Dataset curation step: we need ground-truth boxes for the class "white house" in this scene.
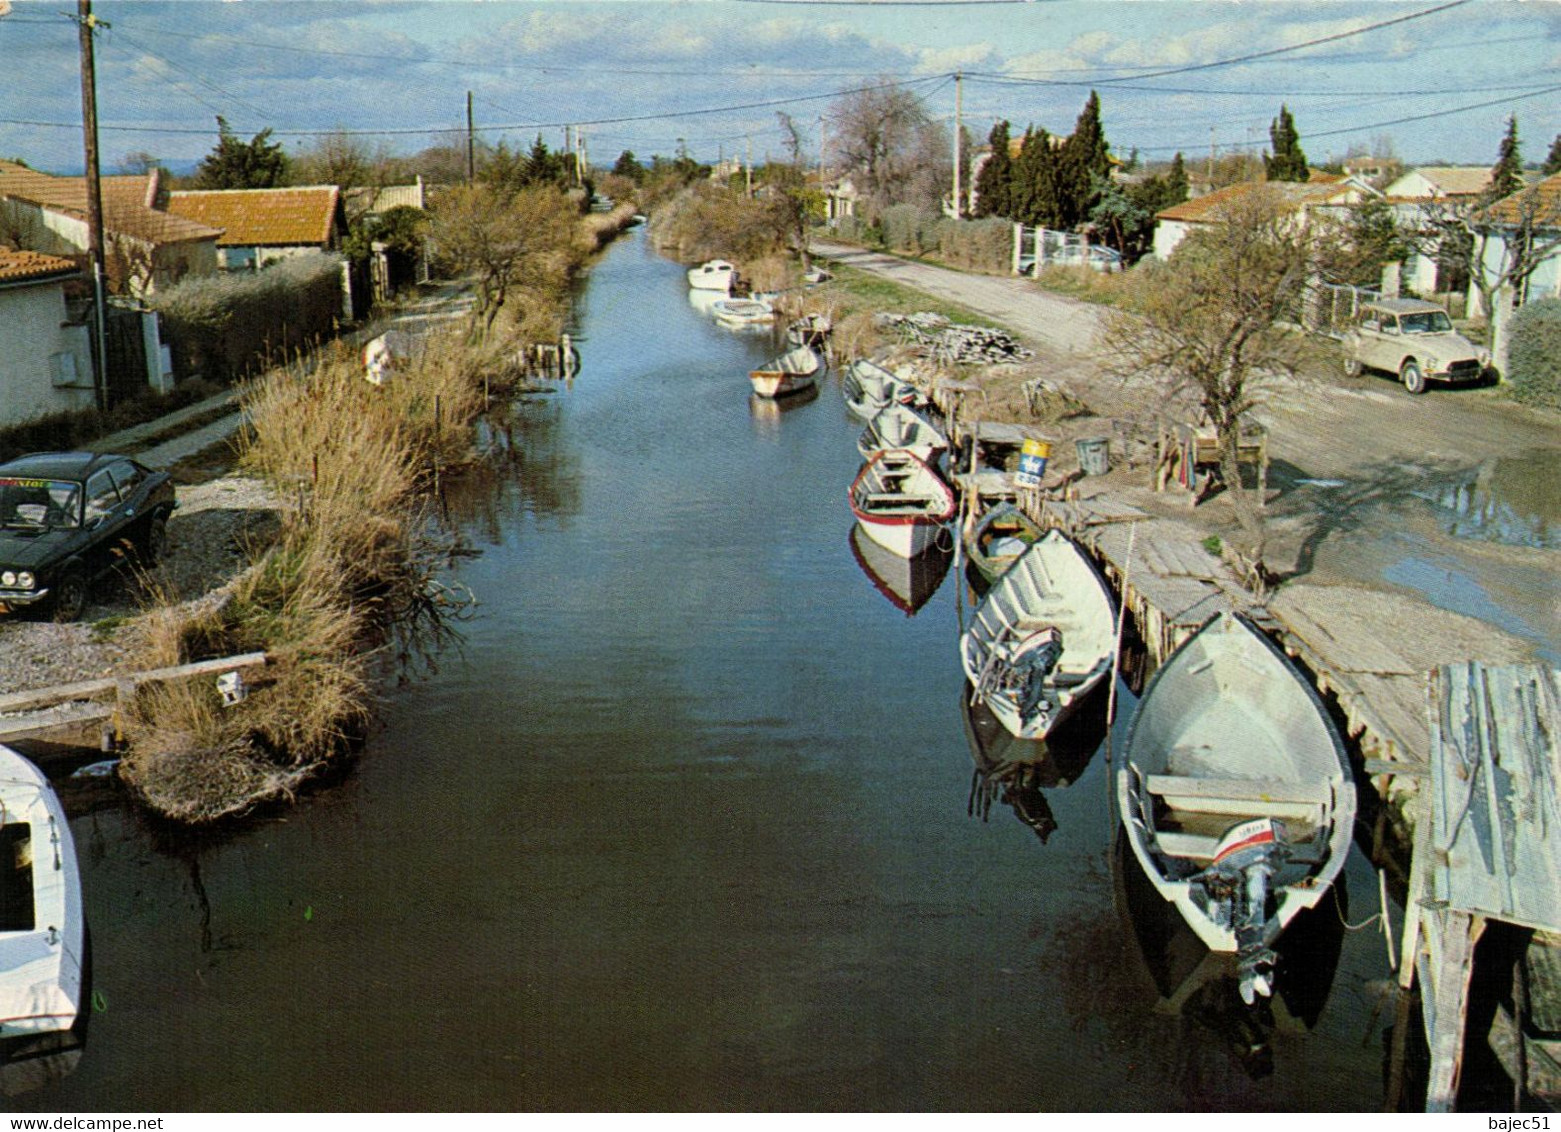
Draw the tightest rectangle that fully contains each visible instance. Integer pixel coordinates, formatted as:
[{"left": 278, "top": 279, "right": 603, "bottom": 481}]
[
  {"left": 0, "top": 249, "right": 95, "bottom": 428},
  {"left": 1475, "top": 171, "right": 1561, "bottom": 309},
  {"left": 1381, "top": 166, "right": 1499, "bottom": 295},
  {"left": 1151, "top": 174, "right": 1376, "bottom": 261}
]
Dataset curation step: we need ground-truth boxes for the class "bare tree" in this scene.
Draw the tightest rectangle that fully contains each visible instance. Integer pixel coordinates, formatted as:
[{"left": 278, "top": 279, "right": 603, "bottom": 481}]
[
  {"left": 827, "top": 80, "right": 940, "bottom": 219},
  {"left": 1100, "top": 187, "right": 1316, "bottom": 577},
  {"left": 293, "top": 129, "right": 395, "bottom": 227},
  {"left": 428, "top": 183, "right": 579, "bottom": 338}
]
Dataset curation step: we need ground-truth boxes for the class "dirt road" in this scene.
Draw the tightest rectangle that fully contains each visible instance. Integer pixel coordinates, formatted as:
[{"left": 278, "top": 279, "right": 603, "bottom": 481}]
[{"left": 815, "top": 241, "right": 1560, "bottom": 656}]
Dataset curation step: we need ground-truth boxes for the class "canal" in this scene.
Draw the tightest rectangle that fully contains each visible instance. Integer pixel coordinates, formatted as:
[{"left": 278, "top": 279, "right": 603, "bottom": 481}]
[{"left": 18, "top": 227, "right": 1399, "bottom": 1112}]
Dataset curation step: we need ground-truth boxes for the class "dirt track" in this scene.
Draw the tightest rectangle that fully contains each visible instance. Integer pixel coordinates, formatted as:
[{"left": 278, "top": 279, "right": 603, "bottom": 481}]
[{"left": 815, "top": 241, "right": 1561, "bottom": 656}]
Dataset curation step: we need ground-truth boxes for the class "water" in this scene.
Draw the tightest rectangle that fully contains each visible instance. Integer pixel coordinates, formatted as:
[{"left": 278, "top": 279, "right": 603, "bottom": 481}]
[{"left": 15, "top": 229, "right": 1396, "bottom": 1112}]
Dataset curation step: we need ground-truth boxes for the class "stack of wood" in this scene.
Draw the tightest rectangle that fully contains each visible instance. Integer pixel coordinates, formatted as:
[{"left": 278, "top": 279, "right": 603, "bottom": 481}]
[{"left": 876, "top": 312, "right": 1033, "bottom": 365}]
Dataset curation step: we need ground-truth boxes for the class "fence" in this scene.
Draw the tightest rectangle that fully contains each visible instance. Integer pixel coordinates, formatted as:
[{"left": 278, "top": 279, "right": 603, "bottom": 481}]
[{"left": 1305, "top": 281, "right": 1381, "bottom": 339}]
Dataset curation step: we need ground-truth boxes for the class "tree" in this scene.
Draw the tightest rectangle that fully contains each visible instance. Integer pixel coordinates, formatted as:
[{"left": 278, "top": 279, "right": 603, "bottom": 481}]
[
  {"left": 771, "top": 112, "right": 822, "bottom": 269},
  {"left": 1056, "top": 91, "right": 1112, "bottom": 228},
  {"left": 1545, "top": 134, "right": 1561, "bottom": 177},
  {"left": 612, "top": 150, "right": 645, "bottom": 182},
  {"left": 1265, "top": 105, "right": 1309, "bottom": 182},
  {"left": 1100, "top": 186, "right": 1315, "bottom": 577},
  {"left": 292, "top": 130, "right": 394, "bottom": 226},
  {"left": 1489, "top": 115, "right": 1524, "bottom": 202},
  {"left": 1011, "top": 126, "right": 1063, "bottom": 228},
  {"left": 118, "top": 151, "right": 163, "bottom": 177},
  {"left": 429, "top": 183, "right": 579, "bottom": 338},
  {"left": 827, "top": 80, "right": 938, "bottom": 219},
  {"left": 972, "top": 121, "right": 1013, "bottom": 218},
  {"left": 192, "top": 116, "right": 288, "bottom": 189}
]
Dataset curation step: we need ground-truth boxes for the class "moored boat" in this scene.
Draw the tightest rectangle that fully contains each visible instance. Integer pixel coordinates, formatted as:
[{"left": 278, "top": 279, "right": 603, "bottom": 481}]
[
  {"left": 0, "top": 745, "right": 83, "bottom": 1041},
  {"left": 749, "top": 345, "right": 822, "bottom": 399},
  {"left": 857, "top": 402, "right": 948, "bottom": 466},
  {"left": 841, "top": 359, "right": 921, "bottom": 419},
  {"left": 960, "top": 529, "right": 1116, "bottom": 740},
  {"left": 848, "top": 521, "right": 951, "bottom": 615},
  {"left": 849, "top": 450, "right": 955, "bottom": 559},
  {"left": 1116, "top": 612, "right": 1357, "bottom": 1005},
  {"left": 785, "top": 312, "right": 832, "bottom": 351},
  {"left": 711, "top": 298, "right": 775, "bottom": 329},
  {"left": 963, "top": 500, "right": 1045, "bottom": 588},
  {"left": 687, "top": 259, "right": 736, "bottom": 292}
]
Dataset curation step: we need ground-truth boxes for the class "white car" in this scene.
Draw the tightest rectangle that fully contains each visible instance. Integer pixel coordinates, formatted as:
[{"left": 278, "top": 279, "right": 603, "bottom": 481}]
[
  {"left": 1048, "top": 245, "right": 1123, "bottom": 273},
  {"left": 1342, "top": 298, "right": 1489, "bottom": 394}
]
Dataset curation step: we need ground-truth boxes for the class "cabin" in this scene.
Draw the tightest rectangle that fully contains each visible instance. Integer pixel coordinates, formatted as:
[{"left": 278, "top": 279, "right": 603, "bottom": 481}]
[{"left": 167, "top": 185, "right": 346, "bottom": 272}]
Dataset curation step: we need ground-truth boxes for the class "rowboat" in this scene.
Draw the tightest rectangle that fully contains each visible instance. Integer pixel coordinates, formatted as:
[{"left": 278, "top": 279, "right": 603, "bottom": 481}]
[
  {"left": 857, "top": 403, "right": 948, "bottom": 466},
  {"left": 963, "top": 501, "right": 1044, "bottom": 588},
  {"left": 848, "top": 521, "right": 950, "bottom": 615},
  {"left": 785, "top": 313, "right": 831, "bottom": 351},
  {"left": 687, "top": 259, "right": 735, "bottom": 292},
  {"left": 841, "top": 359, "right": 921, "bottom": 419},
  {"left": 1116, "top": 612, "right": 1356, "bottom": 1005},
  {"left": 711, "top": 298, "right": 774, "bottom": 329},
  {"left": 749, "top": 346, "right": 822, "bottom": 399},
  {"left": 0, "top": 745, "right": 83, "bottom": 1041},
  {"left": 960, "top": 529, "right": 1116, "bottom": 740},
  {"left": 848, "top": 450, "right": 955, "bottom": 559}
]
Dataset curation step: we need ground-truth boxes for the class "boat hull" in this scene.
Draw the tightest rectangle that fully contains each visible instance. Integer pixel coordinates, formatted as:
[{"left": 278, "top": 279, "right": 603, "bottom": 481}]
[
  {"left": 750, "top": 371, "right": 817, "bottom": 398},
  {"left": 849, "top": 451, "right": 955, "bottom": 560}
]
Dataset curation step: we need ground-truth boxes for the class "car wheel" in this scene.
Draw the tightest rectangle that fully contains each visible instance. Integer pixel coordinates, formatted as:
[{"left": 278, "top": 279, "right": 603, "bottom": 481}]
[
  {"left": 1401, "top": 360, "right": 1427, "bottom": 395},
  {"left": 1344, "top": 355, "right": 1362, "bottom": 378},
  {"left": 51, "top": 570, "right": 89, "bottom": 623},
  {"left": 144, "top": 515, "right": 169, "bottom": 565}
]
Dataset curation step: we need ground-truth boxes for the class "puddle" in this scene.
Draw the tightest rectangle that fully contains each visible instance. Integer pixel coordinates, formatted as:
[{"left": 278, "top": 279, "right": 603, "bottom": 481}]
[
  {"left": 1413, "top": 449, "right": 1560, "bottom": 550},
  {"left": 1383, "top": 551, "right": 1559, "bottom": 664}
]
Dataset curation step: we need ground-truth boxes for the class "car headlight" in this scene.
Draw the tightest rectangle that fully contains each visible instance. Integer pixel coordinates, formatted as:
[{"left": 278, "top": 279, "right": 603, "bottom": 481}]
[
  {"left": 18, "top": 572, "right": 33, "bottom": 589},
  {"left": 0, "top": 571, "right": 13, "bottom": 587}
]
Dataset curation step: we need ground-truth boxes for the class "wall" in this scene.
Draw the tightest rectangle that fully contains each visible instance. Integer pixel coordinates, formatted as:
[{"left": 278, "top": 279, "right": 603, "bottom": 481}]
[{"left": 0, "top": 282, "right": 95, "bottom": 428}]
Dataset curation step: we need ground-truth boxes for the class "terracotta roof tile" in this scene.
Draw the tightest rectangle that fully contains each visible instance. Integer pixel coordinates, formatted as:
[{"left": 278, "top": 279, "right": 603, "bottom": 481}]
[
  {"left": 1481, "top": 172, "right": 1561, "bottom": 227},
  {"left": 167, "top": 186, "right": 341, "bottom": 247},
  {"left": 1156, "top": 178, "right": 1356, "bottom": 222},
  {"left": 0, "top": 248, "right": 80, "bottom": 285},
  {"left": 0, "top": 160, "right": 223, "bottom": 246}
]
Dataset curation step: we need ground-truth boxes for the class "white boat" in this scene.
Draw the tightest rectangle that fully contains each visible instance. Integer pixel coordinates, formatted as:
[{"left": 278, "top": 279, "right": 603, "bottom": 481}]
[
  {"left": 960, "top": 529, "right": 1116, "bottom": 740},
  {"left": 711, "top": 297, "right": 774, "bottom": 329},
  {"left": 0, "top": 745, "right": 83, "bottom": 1040},
  {"left": 841, "top": 359, "right": 921, "bottom": 419},
  {"left": 849, "top": 450, "right": 955, "bottom": 558},
  {"left": 857, "top": 402, "right": 948, "bottom": 466},
  {"left": 785, "top": 313, "right": 831, "bottom": 351},
  {"left": 687, "top": 259, "right": 736, "bottom": 292},
  {"left": 1116, "top": 612, "right": 1356, "bottom": 1005},
  {"left": 749, "top": 345, "right": 822, "bottom": 399},
  {"left": 848, "top": 521, "right": 950, "bottom": 616}
]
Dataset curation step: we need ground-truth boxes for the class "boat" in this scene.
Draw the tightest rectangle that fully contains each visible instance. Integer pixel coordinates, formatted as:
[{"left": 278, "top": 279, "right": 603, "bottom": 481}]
[
  {"left": 785, "top": 313, "right": 831, "bottom": 351},
  {"left": 848, "top": 521, "right": 950, "bottom": 616},
  {"left": 749, "top": 345, "right": 822, "bottom": 399},
  {"left": 857, "top": 403, "right": 948, "bottom": 466},
  {"left": 963, "top": 500, "right": 1045, "bottom": 588},
  {"left": 0, "top": 744, "right": 83, "bottom": 1041},
  {"left": 687, "top": 259, "right": 736, "bottom": 292},
  {"left": 841, "top": 359, "right": 921, "bottom": 419},
  {"left": 1116, "top": 611, "right": 1356, "bottom": 1005},
  {"left": 710, "top": 298, "right": 774, "bottom": 329},
  {"left": 960, "top": 529, "right": 1116, "bottom": 741},
  {"left": 848, "top": 450, "right": 956, "bottom": 559}
]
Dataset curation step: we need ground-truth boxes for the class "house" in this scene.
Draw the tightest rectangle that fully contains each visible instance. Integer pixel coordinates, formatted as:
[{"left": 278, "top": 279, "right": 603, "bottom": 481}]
[
  {"left": 1383, "top": 165, "right": 1497, "bottom": 202},
  {"left": 1381, "top": 167, "right": 1513, "bottom": 299},
  {"left": 0, "top": 161, "right": 222, "bottom": 296},
  {"left": 344, "top": 178, "right": 429, "bottom": 226},
  {"left": 825, "top": 177, "right": 860, "bottom": 224},
  {"left": 1151, "top": 176, "right": 1376, "bottom": 261},
  {"left": 1473, "top": 171, "right": 1561, "bottom": 309},
  {"left": 166, "top": 185, "right": 346, "bottom": 271},
  {"left": 0, "top": 249, "right": 96, "bottom": 427}
]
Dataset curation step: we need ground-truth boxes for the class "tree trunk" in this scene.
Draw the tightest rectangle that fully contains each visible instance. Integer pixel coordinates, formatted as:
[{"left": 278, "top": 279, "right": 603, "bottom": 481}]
[{"left": 1218, "top": 424, "right": 1266, "bottom": 575}]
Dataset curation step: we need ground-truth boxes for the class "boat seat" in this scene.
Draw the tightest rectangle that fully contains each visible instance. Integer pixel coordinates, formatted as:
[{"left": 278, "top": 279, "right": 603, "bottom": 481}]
[{"left": 1146, "top": 774, "right": 1331, "bottom": 822}]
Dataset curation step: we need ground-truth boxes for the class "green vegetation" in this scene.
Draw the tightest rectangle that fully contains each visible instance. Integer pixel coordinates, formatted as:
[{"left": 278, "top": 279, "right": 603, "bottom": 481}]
[
  {"left": 1505, "top": 297, "right": 1561, "bottom": 409},
  {"left": 0, "top": 379, "right": 221, "bottom": 464},
  {"left": 818, "top": 262, "right": 1005, "bottom": 330}
]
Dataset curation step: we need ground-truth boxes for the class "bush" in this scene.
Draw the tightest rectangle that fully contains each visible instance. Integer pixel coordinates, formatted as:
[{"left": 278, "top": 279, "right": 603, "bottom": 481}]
[
  {"left": 1506, "top": 297, "right": 1561, "bottom": 408},
  {"left": 936, "top": 217, "right": 1013, "bottom": 273},
  {"left": 645, "top": 182, "right": 787, "bottom": 265},
  {"left": 149, "top": 254, "right": 347, "bottom": 383}
]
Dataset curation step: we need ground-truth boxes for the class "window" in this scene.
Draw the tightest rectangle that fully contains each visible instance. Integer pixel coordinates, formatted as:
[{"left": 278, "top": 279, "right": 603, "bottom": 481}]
[
  {"left": 83, "top": 469, "right": 120, "bottom": 524},
  {"left": 108, "top": 460, "right": 146, "bottom": 498}
]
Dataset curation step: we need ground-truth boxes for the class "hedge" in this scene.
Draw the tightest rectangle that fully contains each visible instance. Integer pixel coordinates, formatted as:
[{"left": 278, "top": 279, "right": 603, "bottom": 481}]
[{"left": 1506, "top": 296, "right": 1561, "bottom": 409}]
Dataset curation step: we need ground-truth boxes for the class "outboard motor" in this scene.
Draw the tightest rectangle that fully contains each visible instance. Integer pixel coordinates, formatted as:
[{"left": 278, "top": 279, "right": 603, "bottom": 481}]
[{"left": 1196, "top": 818, "right": 1289, "bottom": 1004}]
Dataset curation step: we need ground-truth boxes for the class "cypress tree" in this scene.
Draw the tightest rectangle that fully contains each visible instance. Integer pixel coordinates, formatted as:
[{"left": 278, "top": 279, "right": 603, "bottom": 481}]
[
  {"left": 1544, "top": 134, "right": 1561, "bottom": 177},
  {"left": 1490, "top": 115, "right": 1524, "bottom": 200},
  {"left": 1265, "top": 105, "right": 1309, "bottom": 182},
  {"left": 1167, "top": 152, "right": 1189, "bottom": 204},
  {"left": 1058, "top": 91, "right": 1111, "bottom": 228},
  {"left": 973, "top": 120, "right": 1013, "bottom": 218},
  {"left": 1013, "top": 126, "right": 1062, "bottom": 228}
]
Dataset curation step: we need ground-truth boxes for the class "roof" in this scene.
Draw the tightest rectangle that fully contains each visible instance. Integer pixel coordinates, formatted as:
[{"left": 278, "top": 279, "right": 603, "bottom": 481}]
[
  {"left": 0, "top": 248, "right": 79, "bottom": 287},
  {"left": 1359, "top": 297, "right": 1447, "bottom": 315},
  {"left": 1155, "top": 177, "right": 1357, "bottom": 223},
  {"left": 1390, "top": 165, "right": 1496, "bottom": 198},
  {"left": 0, "top": 160, "right": 223, "bottom": 247},
  {"left": 0, "top": 451, "right": 136, "bottom": 480},
  {"left": 167, "top": 186, "right": 342, "bottom": 248},
  {"left": 345, "top": 183, "right": 426, "bottom": 216},
  {"left": 1480, "top": 171, "right": 1561, "bottom": 228}
]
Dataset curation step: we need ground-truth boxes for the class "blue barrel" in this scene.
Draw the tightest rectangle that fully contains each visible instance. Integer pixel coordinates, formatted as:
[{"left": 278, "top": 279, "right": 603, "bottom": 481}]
[{"left": 1014, "top": 439, "right": 1052, "bottom": 487}]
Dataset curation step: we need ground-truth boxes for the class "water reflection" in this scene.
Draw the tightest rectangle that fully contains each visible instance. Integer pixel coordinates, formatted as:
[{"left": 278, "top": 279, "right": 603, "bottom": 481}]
[
  {"left": 1415, "top": 450, "right": 1560, "bottom": 549},
  {"left": 848, "top": 523, "right": 951, "bottom": 616},
  {"left": 1112, "top": 827, "right": 1348, "bottom": 1078},
  {"left": 749, "top": 383, "right": 819, "bottom": 435},
  {"left": 962, "top": 686, "right": 1104, "bottom": 843}
]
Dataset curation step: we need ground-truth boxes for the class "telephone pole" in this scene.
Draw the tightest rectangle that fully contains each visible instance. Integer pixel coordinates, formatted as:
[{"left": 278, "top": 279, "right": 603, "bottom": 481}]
[
  {"left": 466, "top": 91, "right": 475, "bottom": 183},
  {"left": 76, "top": 0, "right": 108, "bottom": 411},
  {"left": 951, "top": 71, "right": 963, "bottom": 220}
]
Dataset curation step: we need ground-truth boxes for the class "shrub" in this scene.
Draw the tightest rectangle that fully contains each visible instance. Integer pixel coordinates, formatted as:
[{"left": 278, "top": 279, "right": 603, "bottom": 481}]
[
  {"left": 936, "top": 217, "right": 1013, "bottom": 274},
  {"left": 149, "top": 254, "right": 347, "bottom": 383},
  {"left": 1506, "top": 297, "right": 1561, "bottom": 408},
  {"left": 645, "top": 182, "right": 787, "bottom": 265}
]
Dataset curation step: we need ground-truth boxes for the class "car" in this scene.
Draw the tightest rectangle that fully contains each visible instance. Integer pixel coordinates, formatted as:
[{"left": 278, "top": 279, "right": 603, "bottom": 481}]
[
  {"left": 1342, "top": 298, "right": 1490, "bottom": 394},
  {"left": 1047, "top": 244, "right": 1123, "bottom": 273},
  {"left": 0, "top": 452, "right": 177, "bottom": 621}
]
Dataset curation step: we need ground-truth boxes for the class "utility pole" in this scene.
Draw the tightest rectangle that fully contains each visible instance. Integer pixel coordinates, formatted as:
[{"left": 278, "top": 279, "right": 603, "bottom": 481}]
[
  {"left": 745, "top": 136, "right": 753, "bottom": 198},
  {"left": 817, "top": 114, "right": 826, "bottom": 184},
  {"left": 1208, "top": 126, "right": 1216, "bottom": 183},
  {"left": 466, "top": 91, "right": 475, "bottom": 184},
  {"left": 76, "top": 0, "right": 108, "bottom": 411},
  {"left": 952, "top": 71, "right": 963, "bottom": 220}
]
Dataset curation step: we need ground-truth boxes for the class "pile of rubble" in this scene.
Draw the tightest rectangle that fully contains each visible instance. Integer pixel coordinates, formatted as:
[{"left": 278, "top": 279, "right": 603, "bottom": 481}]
[{"left": 876, "top": 312, "right": 1034, "bottom": 365}]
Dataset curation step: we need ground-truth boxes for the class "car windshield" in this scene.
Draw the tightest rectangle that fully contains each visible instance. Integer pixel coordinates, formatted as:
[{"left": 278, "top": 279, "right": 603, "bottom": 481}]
[
  {"left": 1400, "top": 310, "right": 1453, "bottom": 334},
  {"left": 0, "top": 478, "right": 81, "bottom": 529}
]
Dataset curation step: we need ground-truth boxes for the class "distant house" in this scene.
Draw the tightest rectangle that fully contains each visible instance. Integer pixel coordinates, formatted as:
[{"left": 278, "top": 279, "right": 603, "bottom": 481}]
[
  {"left": 0, "top": 161, "right": 222, "bottom": 296},
  {"left": 0, "top": 249, "right": 96, "bottom": 427},
  {"left": 1383, "top": 166, "right": 1497, "bottom": 202},
  {"left": 1381, "top": 167, "right": 1505, "bottom": 298},
  {"left": 344, "top": 178, "right": 429, "bottom": 226},
  {"left": 1473, "top": 171, "right": 1561, "bottom": 308},
  {"left": 166, "top": 185, "right": 346, "bottom": 271},
  {"left": 825, "top": 177, "right": 860, "bottom": 224},
  {"left": 1151, "top": 176, "right": 1376, "bottom": 261}
]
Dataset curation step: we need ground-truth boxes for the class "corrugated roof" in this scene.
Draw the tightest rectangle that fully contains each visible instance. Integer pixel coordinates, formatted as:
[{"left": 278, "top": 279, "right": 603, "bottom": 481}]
[
  {"left": 1155, "top": 177, "right": 1354, "bottom": 222},
  {"left": 0, "top": 247, "right": 80, "bottom": 285},
  {"left": 0, "top": 160, "right": 222, "bottom": 246},
  {"left": 167, "top": 186, "right": 341, "bottom": 248},
  {"left": 1480, "top": 171, "right": 1561, "bottom": 228}
]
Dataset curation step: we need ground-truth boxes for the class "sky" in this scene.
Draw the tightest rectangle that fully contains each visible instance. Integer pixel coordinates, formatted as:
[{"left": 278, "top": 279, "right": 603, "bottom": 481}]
[{"left": 0, "top": 0, "right": 1558, "bottom": 178}]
